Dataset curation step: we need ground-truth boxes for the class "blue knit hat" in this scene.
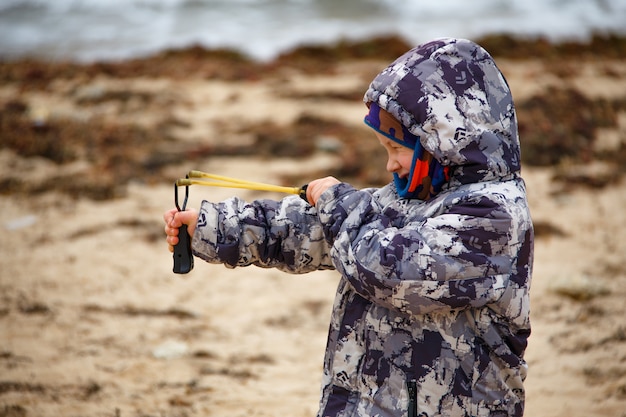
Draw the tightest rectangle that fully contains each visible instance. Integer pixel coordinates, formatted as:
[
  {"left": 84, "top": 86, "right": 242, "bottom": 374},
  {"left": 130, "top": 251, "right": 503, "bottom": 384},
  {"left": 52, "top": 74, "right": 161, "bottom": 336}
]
[{"left": 364, "top": 102, "right": 450, "bottom": 200}]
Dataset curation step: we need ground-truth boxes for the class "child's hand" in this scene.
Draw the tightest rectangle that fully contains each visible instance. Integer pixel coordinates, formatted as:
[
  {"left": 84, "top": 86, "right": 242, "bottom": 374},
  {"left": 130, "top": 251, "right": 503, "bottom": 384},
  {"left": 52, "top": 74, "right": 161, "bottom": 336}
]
[
  {"left": 306, "top": 176, "right": 341, "bottom": 205},
  {"left": 163, "top": 208, "right": 198, "bottom": 253}
]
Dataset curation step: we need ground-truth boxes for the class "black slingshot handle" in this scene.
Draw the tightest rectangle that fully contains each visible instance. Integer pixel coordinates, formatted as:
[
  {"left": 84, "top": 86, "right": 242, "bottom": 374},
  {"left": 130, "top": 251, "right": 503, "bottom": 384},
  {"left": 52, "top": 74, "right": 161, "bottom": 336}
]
[
  {"left": 173, "top": 181, "right": 194, "bottom": 274},
  {"left": 173, "top": 224, "right": 194, "bottom": 274}
]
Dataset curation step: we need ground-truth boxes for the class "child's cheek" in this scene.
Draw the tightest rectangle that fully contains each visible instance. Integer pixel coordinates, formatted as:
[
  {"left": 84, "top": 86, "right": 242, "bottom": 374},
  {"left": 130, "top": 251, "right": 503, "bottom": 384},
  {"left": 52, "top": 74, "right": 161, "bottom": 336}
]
[{"left": 400, "top": 153, "right": 414, "bottom": 170}]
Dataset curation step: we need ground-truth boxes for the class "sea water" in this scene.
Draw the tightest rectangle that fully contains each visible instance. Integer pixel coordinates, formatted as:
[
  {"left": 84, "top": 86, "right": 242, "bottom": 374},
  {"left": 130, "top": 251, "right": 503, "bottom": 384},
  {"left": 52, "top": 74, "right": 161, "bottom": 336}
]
[{"left": 0, "top": 0, "right": 624, "bottom": 62}]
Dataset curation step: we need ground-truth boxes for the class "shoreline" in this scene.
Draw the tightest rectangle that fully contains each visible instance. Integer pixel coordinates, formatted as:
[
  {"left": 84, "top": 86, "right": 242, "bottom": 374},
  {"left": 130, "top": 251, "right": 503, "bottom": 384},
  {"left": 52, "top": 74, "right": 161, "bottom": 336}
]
[
  {"left": 1, "top": 34, "right": 625, "bottom": 201},
  {"left": 2, "top": 32, "right": 626, "bottom": 65}
]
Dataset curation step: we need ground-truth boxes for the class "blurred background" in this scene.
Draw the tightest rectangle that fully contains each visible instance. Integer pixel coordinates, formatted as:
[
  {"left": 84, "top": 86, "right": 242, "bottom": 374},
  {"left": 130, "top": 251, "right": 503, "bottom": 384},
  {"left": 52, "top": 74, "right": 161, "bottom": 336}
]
[
  {"left": 1, "top": 0, "right": 625, "bottom": 62},
  {"left": 1, "top": 1, "right": 626, "bottom": 417}
]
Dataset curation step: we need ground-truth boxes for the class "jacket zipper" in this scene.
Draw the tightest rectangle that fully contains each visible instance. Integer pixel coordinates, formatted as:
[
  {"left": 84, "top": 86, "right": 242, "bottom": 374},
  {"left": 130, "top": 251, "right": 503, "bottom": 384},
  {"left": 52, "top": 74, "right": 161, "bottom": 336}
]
[{"left": 407, "top": 379, "right": 417, "bottom": 417}]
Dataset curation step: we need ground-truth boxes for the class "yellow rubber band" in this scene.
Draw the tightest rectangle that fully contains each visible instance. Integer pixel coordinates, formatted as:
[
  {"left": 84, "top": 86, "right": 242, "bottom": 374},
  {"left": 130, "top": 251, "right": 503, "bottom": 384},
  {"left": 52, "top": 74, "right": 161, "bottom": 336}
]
[{"left": 176, "top": 173, "right": 302, "bottom": 195}]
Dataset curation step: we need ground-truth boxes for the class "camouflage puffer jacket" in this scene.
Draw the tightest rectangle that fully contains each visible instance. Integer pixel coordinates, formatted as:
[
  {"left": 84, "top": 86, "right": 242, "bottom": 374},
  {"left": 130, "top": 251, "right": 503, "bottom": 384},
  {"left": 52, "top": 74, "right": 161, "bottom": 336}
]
[{"left": 192, "top": 38, "right": 534, "bottom": 417}]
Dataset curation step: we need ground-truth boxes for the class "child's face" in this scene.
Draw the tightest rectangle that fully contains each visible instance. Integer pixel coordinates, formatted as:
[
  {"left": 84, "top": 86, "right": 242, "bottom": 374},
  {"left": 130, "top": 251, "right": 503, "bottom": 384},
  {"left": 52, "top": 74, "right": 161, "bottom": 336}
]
[{"left": 376, "top": 132, "right": 414, "bottom": 179}]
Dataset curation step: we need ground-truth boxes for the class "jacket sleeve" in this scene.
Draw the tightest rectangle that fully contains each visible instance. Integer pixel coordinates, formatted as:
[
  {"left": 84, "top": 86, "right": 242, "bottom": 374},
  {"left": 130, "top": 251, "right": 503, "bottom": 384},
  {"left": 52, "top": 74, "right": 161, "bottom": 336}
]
[
  {"left": 191, "top": 194, "right": 335, "bottom": 273},
  {"left": 316, "top": 182, "right": 532, "bottom": 316}
]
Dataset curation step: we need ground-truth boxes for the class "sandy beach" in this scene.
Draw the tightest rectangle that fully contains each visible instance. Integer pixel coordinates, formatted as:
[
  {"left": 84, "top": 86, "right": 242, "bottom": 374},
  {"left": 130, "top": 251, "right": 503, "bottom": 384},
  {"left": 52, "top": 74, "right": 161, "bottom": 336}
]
[{"left": 1, "top": 35, "right": 625, "bottom": 417}]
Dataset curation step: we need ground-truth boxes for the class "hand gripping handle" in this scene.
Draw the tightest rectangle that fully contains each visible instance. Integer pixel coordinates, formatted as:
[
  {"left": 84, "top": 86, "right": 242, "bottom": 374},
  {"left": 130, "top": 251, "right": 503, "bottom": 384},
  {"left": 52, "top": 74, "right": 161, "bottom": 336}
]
[{"left": 173, "top": 182, "right": 194, "bottom": 274}]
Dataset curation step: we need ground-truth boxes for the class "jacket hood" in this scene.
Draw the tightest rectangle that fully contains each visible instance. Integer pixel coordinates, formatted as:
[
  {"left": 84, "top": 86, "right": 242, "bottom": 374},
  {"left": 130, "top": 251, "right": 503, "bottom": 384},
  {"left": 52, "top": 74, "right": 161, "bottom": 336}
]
[{"left": 364, "top": 38, "right": 521, "bottom": 185}]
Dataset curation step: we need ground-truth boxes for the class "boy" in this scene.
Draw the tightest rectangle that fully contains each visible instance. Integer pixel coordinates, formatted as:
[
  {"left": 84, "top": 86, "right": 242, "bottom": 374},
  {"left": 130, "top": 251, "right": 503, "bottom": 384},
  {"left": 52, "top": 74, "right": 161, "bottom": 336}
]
[{"left": 164, "top": 37, "right": 534, "bottom": 417}]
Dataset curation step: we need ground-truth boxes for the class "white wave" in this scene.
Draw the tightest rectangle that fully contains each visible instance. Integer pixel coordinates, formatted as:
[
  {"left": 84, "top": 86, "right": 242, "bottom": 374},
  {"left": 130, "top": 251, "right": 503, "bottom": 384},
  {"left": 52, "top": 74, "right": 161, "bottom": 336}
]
[{"left": 0, "top": 0, "right": 624, "bottom": 62}]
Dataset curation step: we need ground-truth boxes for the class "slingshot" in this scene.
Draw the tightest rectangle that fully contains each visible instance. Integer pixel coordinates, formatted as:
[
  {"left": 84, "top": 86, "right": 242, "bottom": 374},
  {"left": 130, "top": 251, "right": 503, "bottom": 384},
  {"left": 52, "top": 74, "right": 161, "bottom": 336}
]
[
  {"left": 172, "top": 170, "right": 309, "bottom": 274},
  {"left": 176, "top": 171, "right": 308, "bottom": 197}
]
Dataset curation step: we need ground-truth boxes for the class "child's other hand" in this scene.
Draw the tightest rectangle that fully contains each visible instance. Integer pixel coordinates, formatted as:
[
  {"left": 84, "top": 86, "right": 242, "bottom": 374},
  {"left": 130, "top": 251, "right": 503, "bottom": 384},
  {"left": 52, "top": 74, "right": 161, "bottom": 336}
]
[
  {"left": 306, "top": 176, "right": 341, "bottom": 205},
  {"left": 163, "top": 208, "right": 198, "bottom": 253}
]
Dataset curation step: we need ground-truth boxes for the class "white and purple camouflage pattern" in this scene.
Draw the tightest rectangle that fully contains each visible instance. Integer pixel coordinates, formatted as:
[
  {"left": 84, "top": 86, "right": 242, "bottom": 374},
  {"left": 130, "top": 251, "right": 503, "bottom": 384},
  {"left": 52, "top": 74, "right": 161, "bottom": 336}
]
[{"left": 192, "top": 37, "right": 534, "bottom": 417}]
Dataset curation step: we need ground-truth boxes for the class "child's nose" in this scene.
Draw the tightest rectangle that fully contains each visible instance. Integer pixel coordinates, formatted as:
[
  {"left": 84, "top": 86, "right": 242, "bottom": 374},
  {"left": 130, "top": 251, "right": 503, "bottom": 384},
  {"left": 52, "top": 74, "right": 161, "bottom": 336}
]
[{"left": 386, "top": 157, "right": 400, "bottom": 173}]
